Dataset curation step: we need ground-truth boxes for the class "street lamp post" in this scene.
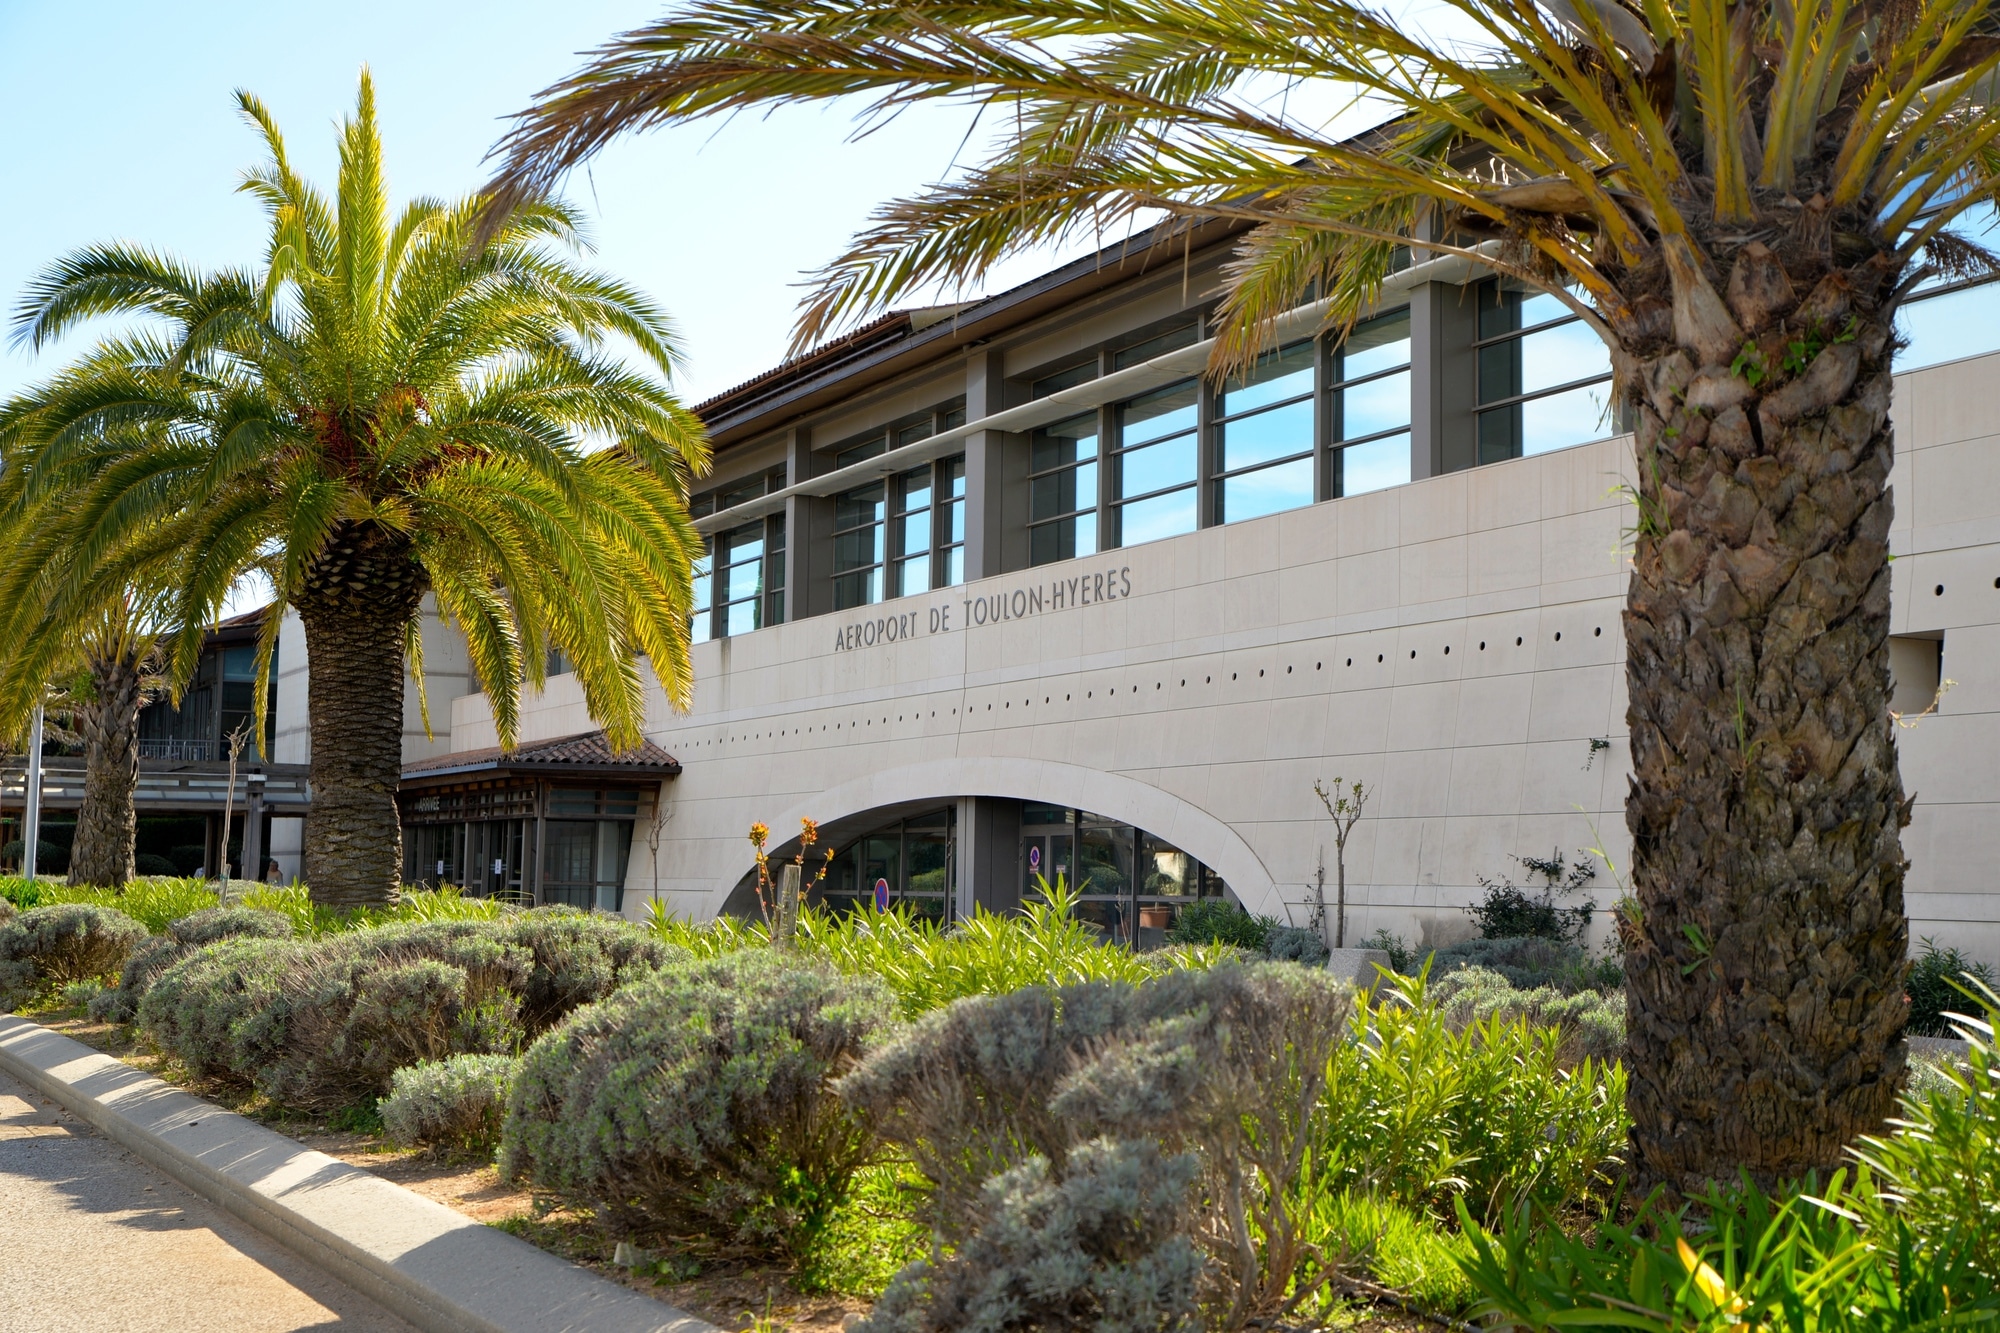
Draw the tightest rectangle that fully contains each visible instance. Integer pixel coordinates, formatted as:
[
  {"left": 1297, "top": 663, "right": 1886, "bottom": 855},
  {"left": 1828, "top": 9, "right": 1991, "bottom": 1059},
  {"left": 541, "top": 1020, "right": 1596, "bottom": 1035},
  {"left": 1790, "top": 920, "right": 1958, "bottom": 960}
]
[{"left": 22, "top": 704, "right": 44, "bottom": 881}]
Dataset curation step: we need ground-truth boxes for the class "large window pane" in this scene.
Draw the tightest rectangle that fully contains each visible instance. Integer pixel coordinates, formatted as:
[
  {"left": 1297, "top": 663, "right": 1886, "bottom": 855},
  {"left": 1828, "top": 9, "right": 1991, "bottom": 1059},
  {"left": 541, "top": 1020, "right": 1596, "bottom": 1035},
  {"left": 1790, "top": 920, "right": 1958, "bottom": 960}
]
[
  {"left": 1338, "top": 432, "right": 1411, "bottom": 496},
  {"left": 1220, "top": 398, "right": 1312, "bottom": 471},
  {"left": 1479, "top": 284, "right": 1570, "bottom": 339},
  {"left": 1032, "top": 461, "right": 1097, "bottom": 521},
  {"left": 1519, "top": 319, "right": 1611, "bottom": 397},
  {"left": 1899, "top": 281, "right": 2000, "bottom": 371},
  {"left": 1338, "top": 308, "right": 1412, "bottom": 379},
  {"left": 1338, "top": 368, "right": 1411, "bottom": 440},
  {"left": 1122, "top": 381, "right": 1198, "bottom": 445},
  {"left": 1031, "top": 513, "right": 1097, "bottom": 564},
  {"left": 898, "top": 556, "right": 930, "bottom": 597},
  {"left": 1031, "top": 414, "right": 1097, "bottom": 470},
  {"left": 1219, "top": 456, "right": 1314, "bottom": 522},
  {"left": 1118, "top": 433, "right": 1197, "bottom": 498},
  {"left": 833, "top": 526, "right": 883, "bottom": 569},
  {"left": 1218, "top": 340, "right": 1314, "bottom": 416},
  {"left": 725, "top": 559, "right": 762, "bottom": 603},
  {"left": 832, "top": 568, "right": 882, "bottom": 609},
  {"left": 725, "top": 598, "right": 758, "bottom": 636},
  {"left": 1519, "top": 381, "right": 1616, "bottom": 454},
  {"left": 1118, "top": 488, "right": 1197, "bottom": 546},
  {"left": 834, "top": 484, "right": 885, "bottom": 530}
]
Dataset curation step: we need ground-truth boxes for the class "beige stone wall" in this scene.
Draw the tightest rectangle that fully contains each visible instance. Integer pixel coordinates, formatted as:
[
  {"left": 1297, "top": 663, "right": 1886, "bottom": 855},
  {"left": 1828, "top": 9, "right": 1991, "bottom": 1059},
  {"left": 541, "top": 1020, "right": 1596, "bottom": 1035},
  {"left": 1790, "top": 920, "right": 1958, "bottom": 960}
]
[{"left": 437, "top": 350, "right": 2000, "bottom": 965}]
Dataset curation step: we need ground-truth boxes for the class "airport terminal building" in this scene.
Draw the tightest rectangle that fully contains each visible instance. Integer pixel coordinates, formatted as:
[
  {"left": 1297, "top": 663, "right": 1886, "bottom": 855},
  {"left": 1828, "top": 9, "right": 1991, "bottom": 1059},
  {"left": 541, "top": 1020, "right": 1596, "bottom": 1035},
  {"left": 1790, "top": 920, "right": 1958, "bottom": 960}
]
[{"left": 263, "top": 220, "right": 2000, "bottom": 963}]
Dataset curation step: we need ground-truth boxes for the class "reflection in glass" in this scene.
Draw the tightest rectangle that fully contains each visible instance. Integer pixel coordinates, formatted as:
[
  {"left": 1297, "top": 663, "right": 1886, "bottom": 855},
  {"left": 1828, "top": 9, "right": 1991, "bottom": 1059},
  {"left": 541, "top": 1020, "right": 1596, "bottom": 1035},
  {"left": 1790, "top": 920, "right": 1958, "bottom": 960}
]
[
  {"left": 1338, "top": 369, "right": 1411, "bottom": 441},
  {"left": 1338, "top": 433, "right": 1412, "bottom": 495},
  {"left": 1118, "top": 433, "right": 1198, "bottom": 498},
  {"left": 1219, "top": 340, "right": 1314, "bottom": 416},
  {"left": 1218, "top": 456, "right": 1315, "bottom": 522},
  {"left": 1220, "top": 398, "right": 1311, "bottom": 471},
  {"left": 1122, "top": 380, "right": 1198, "bottom": 444},
  {"left": 1338, "top": 308, "right": 1412, "bottom": 379},
  {"left": 1898, "top": 280, "right": 2000, "bottom": 371},
  {"left": 1031, "top": 512, "right": 1097, "bottom": 565},
  {"left": 1117, "top": 487, "right": 1198, "bottom": 547}
]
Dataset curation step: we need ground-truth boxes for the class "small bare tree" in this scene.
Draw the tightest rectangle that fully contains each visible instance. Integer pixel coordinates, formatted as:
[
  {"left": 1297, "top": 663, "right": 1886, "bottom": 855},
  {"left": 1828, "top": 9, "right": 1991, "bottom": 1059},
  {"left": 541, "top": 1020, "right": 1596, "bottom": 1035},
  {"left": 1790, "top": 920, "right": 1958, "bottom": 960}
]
[{"left": 1312, "top": 778, "right": 1370, "bottom": 950}]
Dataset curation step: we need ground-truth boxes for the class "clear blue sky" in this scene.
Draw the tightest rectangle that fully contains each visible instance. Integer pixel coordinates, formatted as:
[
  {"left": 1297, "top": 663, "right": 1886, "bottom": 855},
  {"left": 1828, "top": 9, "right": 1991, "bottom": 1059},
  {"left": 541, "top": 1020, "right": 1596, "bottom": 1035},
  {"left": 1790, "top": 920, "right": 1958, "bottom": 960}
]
[{"left": 0, "top": 0, "right": 1053, "bottom": 406}]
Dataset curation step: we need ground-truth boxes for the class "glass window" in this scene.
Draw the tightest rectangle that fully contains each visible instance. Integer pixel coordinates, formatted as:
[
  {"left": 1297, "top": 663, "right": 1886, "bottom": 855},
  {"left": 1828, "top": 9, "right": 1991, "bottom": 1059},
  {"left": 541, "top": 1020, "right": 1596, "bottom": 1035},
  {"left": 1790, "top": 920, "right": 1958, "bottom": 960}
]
[
  {"left": 1029, "top": 412, "right": 1099, "bottom": 565},
  {"left": 1112, "top": 380, "right": 1198, "bottom": 547},
  {"left": 832, "top": 483, "right": 885, "bottom": 609},
  {"left": 766, "top": 513, "right": 786, "bottom": 625},
  {"left": 1021, "top": 806, "right": 1229, "bottom": 947},
  {"left": 1899, "top": 202, "right": 2000, "bottom": 371},
  {"left": 937, "top": 456, "right": 966, "bottom": 588},
  {"left": 1474, "top": 279, "right": 1613, "bottom": 463},
  {"left": 834, "top": 432, "right": 886, "bottom": 469},
  {"left": 812, "top": 807, "right": 955, "bottom": 924},
  {"left": 1032, "top": 359, "right": 1096, "bottom": 399},
  {"left": 893, "top": 465, "right": 933, "bottom": 597},
  {"left": 1111, "top": 318, "right": 1199, "bottom": 370},
  {"left": 690, "top": 540, "right": 713, "bottom": 642},
  {"left": 541, "top": 818, "right": 634, "bottom": 912},
  {"left": 717, "top": 524, "right": 765, "bottom": 637},
  {"left": 1215, "top": 339, "right": 1316, "bottom": 523},
  {"left": 1330, "top": 307, "right": 1412, "bottom": 497}
]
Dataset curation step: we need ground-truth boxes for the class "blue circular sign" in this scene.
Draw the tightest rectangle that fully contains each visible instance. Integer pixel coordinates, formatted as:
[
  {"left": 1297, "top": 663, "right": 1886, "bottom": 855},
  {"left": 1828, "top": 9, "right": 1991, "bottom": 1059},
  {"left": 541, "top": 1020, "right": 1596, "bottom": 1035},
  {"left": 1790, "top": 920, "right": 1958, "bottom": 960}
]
[{"left": 873, "top": 877, "right": 890, "bottom": 911}]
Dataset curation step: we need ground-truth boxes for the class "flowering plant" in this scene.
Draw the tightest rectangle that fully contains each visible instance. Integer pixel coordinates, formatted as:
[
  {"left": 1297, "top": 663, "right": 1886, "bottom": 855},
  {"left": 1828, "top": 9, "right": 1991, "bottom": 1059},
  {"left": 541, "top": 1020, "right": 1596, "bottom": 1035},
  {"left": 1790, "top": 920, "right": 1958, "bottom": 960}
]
[{"left": 749, "top": 818, "right": 835, "bottom": 933}]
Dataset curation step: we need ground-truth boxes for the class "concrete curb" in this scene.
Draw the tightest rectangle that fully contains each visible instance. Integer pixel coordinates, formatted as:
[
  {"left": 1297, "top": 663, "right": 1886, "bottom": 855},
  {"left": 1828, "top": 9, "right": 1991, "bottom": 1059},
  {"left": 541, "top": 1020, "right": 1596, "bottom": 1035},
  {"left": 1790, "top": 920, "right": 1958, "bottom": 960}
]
[{"left": 0, "top": 1016, "right": 717, "bottom": 1333}]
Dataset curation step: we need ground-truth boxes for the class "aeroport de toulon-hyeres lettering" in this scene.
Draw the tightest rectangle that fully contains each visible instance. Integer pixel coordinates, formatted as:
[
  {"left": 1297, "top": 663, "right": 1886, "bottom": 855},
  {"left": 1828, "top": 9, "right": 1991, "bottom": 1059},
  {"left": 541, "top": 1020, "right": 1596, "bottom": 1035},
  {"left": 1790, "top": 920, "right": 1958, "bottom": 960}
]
[{"left": 831, "top": 566, "right": 1133, "bottom": 652}]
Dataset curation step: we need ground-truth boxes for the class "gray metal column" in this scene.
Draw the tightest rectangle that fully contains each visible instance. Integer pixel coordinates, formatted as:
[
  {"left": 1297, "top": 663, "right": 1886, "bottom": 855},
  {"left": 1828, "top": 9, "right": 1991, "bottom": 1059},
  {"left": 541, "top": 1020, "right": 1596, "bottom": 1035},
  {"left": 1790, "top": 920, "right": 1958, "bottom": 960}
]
[
  {"left": 955, "top": 796, "right": 1023, "bottom": 917},
  {"left": 21, "top": 704, "right": 43, "bottom": 880},
  {"left": 782, "top": 425, "right": 835, "bottom": 621},
  {"left": 962, "top": 347, "right": 1026, "bottom": 578},
  {"left": 242, "top": 771, "right": 266, "bottom": 883},
  {"left": 1409, "top": 280, "right": 1480, "bottom": 478}
]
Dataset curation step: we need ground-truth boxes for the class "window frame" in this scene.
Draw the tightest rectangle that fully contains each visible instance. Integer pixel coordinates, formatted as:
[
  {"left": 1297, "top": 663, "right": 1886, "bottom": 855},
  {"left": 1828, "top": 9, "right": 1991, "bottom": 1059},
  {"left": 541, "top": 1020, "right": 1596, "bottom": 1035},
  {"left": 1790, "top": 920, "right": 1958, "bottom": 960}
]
[
  {"left": 1027, "top": 409, "right": 1102, "bottom": 566},
  {"left": 1109, "top": 378, "right": 1201, "bottom": 549},
  {"left": 1471, "top": 278, "right": 1615, "bottom": 463}
]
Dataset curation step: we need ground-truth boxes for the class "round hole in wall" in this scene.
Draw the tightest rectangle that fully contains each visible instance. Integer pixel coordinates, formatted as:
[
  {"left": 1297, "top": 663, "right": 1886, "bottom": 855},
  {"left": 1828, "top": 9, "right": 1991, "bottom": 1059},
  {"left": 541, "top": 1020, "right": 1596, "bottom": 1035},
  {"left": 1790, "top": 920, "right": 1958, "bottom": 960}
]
[
  {"left": 1410, "top": 650, "right": 1417, "bottom": 659},
  {"left": 1206, "top": 675, "right": 1212, "bottom": 683},
  {"left": 1316, "top": 662, "right": 1323, "bottom": 670},
  {"left": 1156, "top": 682, "right": 1162, "bottom": 689},
  {"left": 1377, "top": 653, "right": 1385, "bottom": 663},
  {"left": 1065, "top": 694, "right": 1071, "bottom": 701},
  {"left": 1087, "top": 691, "right": 1092, "bottom": 698},
  {"left": 1181, "top": 679, "right": 1186, "bottom": 686},
  {"left": 1936, "top": 583, "right": 1946, "bottom": 596},
  {"left": 1594, "top": 627, "right": 1602, "bottom": 637},
  {"left": 1258, "top": 669, "right": 1265, "bottom": 677},
  {"left": 1345, "top": 658, "right": 1352, "bottom": 667},
  {"left": 1287, "top": 665, "right": 1293, "bottom": 674},
  {"left": 1516, "top": 636, "right": 1523, "bottom": 646},
  {"left": 1233, "top": 672, "right": 1239, "bottom": 680},
  {"left": 1555, "top": 631, "right": 1563, "bottom": 641},
  {"left": 1045, "top": 697, "right": 1050, "bottom": 704},
  {"left": 1480, "top": 641, "right": 1487, "bottom": 650},
  {"left": 1444, "top": 645, "right": 1451, "bottom": 655}
]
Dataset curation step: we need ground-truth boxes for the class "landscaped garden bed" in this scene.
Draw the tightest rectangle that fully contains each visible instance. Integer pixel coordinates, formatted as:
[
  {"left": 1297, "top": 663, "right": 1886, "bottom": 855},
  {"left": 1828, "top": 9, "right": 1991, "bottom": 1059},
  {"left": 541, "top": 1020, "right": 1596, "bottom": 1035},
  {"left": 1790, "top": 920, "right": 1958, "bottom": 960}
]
[{"left": 4, "top": 872, "right": 1995, "bottom": 1333}]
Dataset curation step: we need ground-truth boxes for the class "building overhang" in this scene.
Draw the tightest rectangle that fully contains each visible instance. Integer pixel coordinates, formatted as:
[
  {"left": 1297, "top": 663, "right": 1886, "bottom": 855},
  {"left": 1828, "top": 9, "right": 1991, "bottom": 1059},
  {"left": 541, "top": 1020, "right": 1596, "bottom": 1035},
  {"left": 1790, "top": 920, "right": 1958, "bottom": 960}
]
[{"left": 398, "top": 730, "right": 681, "bottom": 789}]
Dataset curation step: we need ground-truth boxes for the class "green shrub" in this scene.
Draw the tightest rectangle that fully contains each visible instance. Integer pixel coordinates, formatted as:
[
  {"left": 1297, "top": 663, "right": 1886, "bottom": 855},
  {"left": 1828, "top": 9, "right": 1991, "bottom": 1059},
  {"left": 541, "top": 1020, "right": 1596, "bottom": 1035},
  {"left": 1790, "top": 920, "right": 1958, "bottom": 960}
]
[
  {"left": 1467, "top": 852, "right": 1595, "bottom": 944},
  {"left": 0, "top": 904, "right": 148, "bottom": 1010},
  {"left": 1, "top": 841, "right": 66, "bottom": 876},
  {"left": 234, "top": 883, "right": 510, "bottom": 938},
  {"left": 138, "top": 935, "right": 302, "bottom": 1080},
  {"left": 1264, "top": 922, "right": 1329, "bottom": 965},
  {"left": 795, "top": 1161, "right": 931, "bottom": 1296},
  {"left": 838, "top": 963, "right": 1356, "bottom": 1325},
  {"left": 1429, "top": 966, "right": 1626, "bottom": 1065},
  {"left": 135, "top": 854, "right": 178, "bottom": 877},
  {"left": 1314, "top": 971, "right": 1628, "bottom": 1227},
  {"left": 499, "top": 907, "right": 671, "bottom": 1032},
  {"left": 60, "top": 979, "right": 106, "bottom": 1010},
  {"left": 1905, "top": 937, "right": 1998, "bottom": 1038},
  {"left": 38, "top": 879, "right": 217, "bottom": 933},
  {"left": 255, "top": 922, "right": 532, "bottom": 1109},
  {"left": 1297, "top": 1184, "right": 1475, "bottom": 1313},
  {"left": 1166, "top": 900, "right": 1267, "bottom": 950},
  {"left": 0, "top": 877, "right": 47, "bottom": 911},
  {"left": 502, "top": 949, "right": 896, "bottom": 1256},
  {"left": 380, "top": 1053, "right": 518, "bottom": 1152},
  {"left": 0, "top": 897, "right": 14, "bottom": 928},
  {"left": 859, "top": 1138, "right": 1204, "bottom": 1333},
  {"left": 91, "top": 907, "right": 294, "bottom": 1023},
  {"left": 1428, "top": 935, "right": 1621, "bottom": 992},
  {"left": 645, "top": 885, "right": 1233, "bottom": 1018}
]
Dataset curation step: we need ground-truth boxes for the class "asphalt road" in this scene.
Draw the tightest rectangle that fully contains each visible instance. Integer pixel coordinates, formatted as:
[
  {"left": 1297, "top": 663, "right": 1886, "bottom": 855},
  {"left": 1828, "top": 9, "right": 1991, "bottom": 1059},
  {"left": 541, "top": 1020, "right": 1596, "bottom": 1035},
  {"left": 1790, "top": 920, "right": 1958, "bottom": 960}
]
[{"left": 0, "top": 1067, "right": 416, "bottom": 1333}]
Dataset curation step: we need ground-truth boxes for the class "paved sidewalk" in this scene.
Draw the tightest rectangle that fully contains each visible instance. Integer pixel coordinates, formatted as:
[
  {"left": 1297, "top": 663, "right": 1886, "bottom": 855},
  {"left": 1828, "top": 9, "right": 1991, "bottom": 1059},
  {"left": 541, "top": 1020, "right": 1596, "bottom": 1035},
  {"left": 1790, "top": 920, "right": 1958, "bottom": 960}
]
[{"left": 0, "top": 1066, "right": 414, "bottom": 1333}]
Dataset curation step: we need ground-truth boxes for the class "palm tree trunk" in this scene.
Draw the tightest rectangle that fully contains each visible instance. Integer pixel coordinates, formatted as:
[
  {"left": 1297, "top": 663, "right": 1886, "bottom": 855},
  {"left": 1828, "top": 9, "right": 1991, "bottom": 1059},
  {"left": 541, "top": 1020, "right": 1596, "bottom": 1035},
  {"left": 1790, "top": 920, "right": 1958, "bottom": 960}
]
[
  {"left": 296, "top": 522, "right": 429, "bottom": 909},
  {"left": 69, "top": 656, "right": 144, "bottom": 888},
  {"left": 1622, "top": 267, "right": 1908, "bottom": 1195}
]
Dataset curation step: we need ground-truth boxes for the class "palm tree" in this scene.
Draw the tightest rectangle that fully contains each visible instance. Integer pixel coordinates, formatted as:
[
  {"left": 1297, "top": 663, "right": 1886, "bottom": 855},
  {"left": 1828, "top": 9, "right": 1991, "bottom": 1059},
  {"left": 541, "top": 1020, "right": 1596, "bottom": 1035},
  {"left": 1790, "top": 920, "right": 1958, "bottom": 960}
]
[
  {"left": 484, "top": 0, "right": 2000, "bottom": 1190},
  {"left": 0, "top": 581, "right": 172, "bottom": 888},
  {"left": 1, "top": 71, "right": 709, "bottom": 908}
]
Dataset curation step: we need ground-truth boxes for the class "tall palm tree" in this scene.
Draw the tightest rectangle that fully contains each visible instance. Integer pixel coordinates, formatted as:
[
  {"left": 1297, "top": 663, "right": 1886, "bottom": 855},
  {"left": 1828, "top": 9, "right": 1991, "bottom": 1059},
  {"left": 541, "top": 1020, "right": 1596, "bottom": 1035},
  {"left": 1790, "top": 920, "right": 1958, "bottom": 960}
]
[
  {"left": 0, "top": 579, "right": 173, "bottom": 888},
  {"left": 485, "top": 0, "right": 2000, "bottom": 1190},
  {"left": 1, "top": 71, "right": 709, "bottom": 908}
]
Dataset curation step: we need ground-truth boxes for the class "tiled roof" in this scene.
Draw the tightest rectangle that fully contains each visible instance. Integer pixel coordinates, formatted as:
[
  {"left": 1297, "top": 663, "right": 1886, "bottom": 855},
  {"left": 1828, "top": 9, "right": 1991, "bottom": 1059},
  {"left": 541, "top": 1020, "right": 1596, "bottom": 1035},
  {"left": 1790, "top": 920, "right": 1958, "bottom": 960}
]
[{"left": 401, "top": 730, "right": 681, "bottom": 781}]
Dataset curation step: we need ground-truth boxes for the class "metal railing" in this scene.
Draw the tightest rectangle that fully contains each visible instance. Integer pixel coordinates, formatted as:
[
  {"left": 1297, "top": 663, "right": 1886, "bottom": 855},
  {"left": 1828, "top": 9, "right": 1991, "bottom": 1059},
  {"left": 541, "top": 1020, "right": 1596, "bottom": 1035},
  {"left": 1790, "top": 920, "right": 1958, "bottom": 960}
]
[{"left": 138, "top": 738, "right": 220, "bottom": 762}]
